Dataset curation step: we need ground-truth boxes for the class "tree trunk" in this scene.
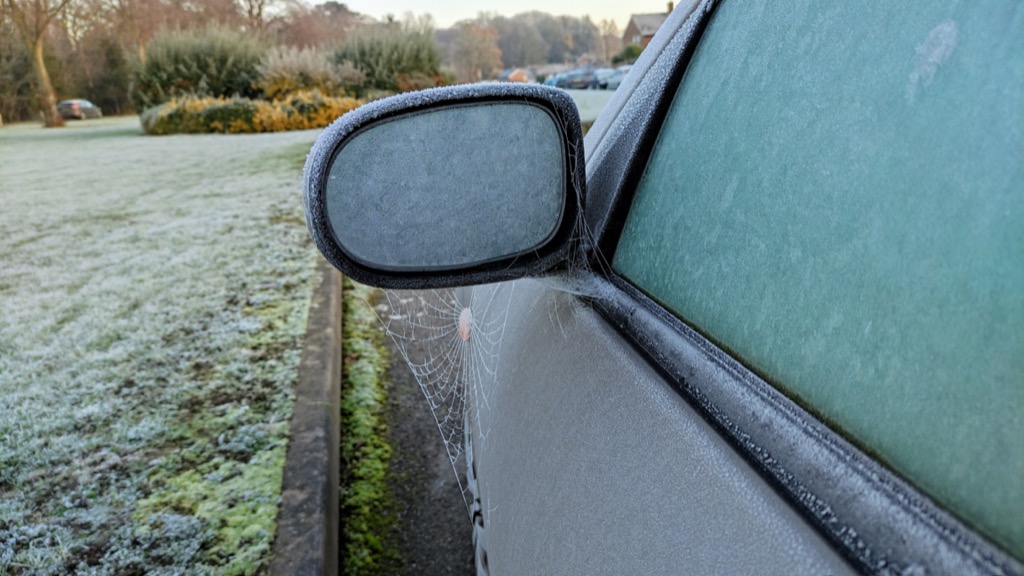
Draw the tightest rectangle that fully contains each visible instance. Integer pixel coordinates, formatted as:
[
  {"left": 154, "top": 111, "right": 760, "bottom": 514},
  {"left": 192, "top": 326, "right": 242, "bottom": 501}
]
[{"left": 32, "top": 37, "right": 64, "bottom": 127}]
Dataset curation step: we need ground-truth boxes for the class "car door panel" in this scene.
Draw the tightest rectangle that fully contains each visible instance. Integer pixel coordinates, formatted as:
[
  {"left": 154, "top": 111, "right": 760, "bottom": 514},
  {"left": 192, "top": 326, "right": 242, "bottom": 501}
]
[{"left": 471, "top": 280, "right": 854, "bottom": 575}]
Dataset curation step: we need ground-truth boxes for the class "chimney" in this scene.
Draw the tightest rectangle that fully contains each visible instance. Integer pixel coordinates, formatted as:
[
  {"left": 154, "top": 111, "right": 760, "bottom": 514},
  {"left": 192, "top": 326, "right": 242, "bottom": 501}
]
[{"left": 668, "top": 2, "right": 674, "bottom": 12}]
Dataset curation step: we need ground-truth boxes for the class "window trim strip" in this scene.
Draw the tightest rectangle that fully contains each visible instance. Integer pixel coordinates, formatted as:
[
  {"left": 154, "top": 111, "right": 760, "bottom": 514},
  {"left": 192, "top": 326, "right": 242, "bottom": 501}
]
[{"left": 573, "top": 270, "right": 1023, "bottom": 575}]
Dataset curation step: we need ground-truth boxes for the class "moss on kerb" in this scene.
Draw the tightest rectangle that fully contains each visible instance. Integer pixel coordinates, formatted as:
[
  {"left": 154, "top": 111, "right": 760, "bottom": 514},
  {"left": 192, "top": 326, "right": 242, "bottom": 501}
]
[{"left": 341, "top": 280, "right": 401, "bottom": 574}]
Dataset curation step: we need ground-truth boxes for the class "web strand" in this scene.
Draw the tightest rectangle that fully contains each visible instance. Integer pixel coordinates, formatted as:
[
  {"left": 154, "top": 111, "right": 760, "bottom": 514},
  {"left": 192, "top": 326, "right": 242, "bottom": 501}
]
[{"left": 371, "top": 283, "right": 515, "bottom": 512}]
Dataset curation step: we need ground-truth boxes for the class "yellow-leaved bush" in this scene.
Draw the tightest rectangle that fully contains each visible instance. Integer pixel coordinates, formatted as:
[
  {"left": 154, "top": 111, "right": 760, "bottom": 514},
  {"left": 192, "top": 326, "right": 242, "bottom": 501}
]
[{"left": 140, "top": 90, "right": 362, "bottom": 135}]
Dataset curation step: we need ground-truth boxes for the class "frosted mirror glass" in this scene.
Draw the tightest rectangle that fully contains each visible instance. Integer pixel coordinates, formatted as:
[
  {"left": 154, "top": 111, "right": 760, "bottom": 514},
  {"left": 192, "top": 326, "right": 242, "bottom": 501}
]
[{"left": 324, "top": 102, "right": 566, "bottom": 271}]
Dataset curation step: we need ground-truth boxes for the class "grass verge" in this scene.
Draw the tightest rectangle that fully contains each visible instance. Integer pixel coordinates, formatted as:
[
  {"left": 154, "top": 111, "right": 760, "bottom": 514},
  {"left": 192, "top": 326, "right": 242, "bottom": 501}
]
[
  {"left": 340, "top": 280, "right": 400, "bottom": 575},
  {"left": 0, "top": 117, "right": 321, "bottom": 574}
]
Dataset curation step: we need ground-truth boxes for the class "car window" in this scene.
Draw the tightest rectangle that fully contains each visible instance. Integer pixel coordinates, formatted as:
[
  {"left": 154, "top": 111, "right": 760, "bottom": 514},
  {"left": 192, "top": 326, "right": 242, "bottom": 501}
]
[{"left": 612, "top": 1, "right": 1023, "bottom": 559}]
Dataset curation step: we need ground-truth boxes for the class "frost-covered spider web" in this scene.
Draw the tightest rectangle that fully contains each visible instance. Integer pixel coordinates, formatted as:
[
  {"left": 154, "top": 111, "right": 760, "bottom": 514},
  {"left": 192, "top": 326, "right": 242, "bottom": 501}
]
[
  {"left": 371, "top": 283, "right": 517, "bottom": 510},
  {"left": 360, "top": 106, "right": 602, "bottom": 515}
]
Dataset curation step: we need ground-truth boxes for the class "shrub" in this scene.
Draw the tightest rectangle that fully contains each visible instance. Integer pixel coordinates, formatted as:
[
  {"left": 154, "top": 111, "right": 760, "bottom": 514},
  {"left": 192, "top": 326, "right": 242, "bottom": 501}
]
[
  {"left": 332, "top": 22, "right": 443, "bottom": 94},
  {"left": 200, "top": 98, "right": 260, "bottom": 132},
  {"left": 140, "top": 90, "right": 362, "bottom": 135},
  {"left": 132, "top": 27, "right": 267, "bottom": 111},
  {"left": 140, "top": 96, "right": 213, "bottom": 134},
  {"left": 612, "top": 43, "right": 644, "bottom": 65},
  {"left": 395, "top": 72, "right": 439, "bottom": 93},
  {"left": 334, "top": 60, "right": 368, "bottom": 96},
  {"left": 256, "top": 46, "right": 353, "bottom": 101},
  {"left": 269, "top": 90, "right": 360, "bottom": 130}
]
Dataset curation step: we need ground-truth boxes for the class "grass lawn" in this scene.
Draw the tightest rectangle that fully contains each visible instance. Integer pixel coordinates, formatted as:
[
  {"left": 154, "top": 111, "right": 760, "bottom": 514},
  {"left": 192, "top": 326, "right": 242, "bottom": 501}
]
[{"left": 0, "top": 117, "right": 321, "bottom": 575}]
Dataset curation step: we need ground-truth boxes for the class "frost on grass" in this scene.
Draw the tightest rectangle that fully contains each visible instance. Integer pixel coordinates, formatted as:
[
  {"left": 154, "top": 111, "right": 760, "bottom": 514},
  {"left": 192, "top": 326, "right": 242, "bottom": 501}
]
[{"left": 0, "top": 118, "right": 321, "bottom": 574}]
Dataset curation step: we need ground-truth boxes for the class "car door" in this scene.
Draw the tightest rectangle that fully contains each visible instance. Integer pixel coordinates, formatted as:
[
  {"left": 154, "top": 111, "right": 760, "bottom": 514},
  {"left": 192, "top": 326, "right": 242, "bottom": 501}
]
[{"left": 468, "top": 1, "right": 1023, "bottom": 574}]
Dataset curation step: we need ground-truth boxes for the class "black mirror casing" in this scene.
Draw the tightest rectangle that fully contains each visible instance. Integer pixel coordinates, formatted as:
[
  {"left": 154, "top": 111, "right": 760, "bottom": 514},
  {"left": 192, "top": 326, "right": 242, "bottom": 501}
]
[{"left": 303, "top": 84, "right": 586, "bottom": 289}]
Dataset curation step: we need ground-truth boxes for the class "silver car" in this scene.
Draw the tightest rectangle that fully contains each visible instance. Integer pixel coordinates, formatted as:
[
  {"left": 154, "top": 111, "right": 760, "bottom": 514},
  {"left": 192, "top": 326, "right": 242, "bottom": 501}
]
[
  {"left": 305, "top": 1, "right": 1023, "bottom": 573},
  {"left": 56, "top": 99, "right": 102, "bottom": 120}
]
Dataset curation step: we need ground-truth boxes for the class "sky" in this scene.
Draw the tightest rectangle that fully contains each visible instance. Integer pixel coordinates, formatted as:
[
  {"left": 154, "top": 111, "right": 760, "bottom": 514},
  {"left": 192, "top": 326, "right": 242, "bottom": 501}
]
[{"left": 337, "top": 0, "right": 675, "bottom": 31}]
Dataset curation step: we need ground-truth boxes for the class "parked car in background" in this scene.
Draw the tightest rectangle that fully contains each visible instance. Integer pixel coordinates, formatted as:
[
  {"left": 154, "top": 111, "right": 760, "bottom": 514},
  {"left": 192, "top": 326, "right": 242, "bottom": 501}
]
[
  {"left": 498, "top": 68, "right": 535, "bottom": 83},
  {"left": 542, "top": 73, "right": 562, "bottom": 87},
  {"left": 554, "top": 68, "right": 592, "bottom": 90},
  {"left": 603, "top": 65, "right": 631, "bottom": 90},
  {"left": 57, "top": 99, "right": 102, "bottom": 120},
  {"left": 304, "top": 0, "right": 1023, "bottom": 574},
  {"left": 587, "top": 68, "right": 617, "bottom": 89}
]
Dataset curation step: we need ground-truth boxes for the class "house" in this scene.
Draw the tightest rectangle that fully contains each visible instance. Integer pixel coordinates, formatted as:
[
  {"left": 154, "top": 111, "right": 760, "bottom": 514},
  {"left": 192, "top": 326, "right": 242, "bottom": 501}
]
[{"left": 623, "top": 3, "right": 674, "bottom": 48}]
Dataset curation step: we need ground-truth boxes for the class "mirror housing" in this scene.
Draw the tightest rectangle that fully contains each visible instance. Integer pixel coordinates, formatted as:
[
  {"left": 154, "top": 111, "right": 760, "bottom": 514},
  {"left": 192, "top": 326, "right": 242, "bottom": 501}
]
[{"left": 303, "top": 84, "right": 585, "bottom": 289}]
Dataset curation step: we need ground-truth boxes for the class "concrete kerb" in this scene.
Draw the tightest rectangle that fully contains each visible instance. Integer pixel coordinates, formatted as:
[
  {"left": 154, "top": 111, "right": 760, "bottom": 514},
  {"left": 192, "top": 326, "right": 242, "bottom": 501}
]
[{"left": 270, "top": 257, "right": 342, "bottom": 575}]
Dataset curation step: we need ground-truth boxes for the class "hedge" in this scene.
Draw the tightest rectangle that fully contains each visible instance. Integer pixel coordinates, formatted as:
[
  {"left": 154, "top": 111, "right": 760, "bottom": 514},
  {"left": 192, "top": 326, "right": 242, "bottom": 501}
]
[
  {"left": 131, "top": 27, "right": 267, "bottom": 111},
  {"left": 140, "top": 90, "right": 362, "bottom": 135}
]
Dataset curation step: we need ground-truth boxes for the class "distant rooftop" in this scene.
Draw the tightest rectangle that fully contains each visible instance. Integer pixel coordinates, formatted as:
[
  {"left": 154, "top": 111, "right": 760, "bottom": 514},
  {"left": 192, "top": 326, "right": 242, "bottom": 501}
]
[{"left": 629, "top": 13, "right": 670, "bottom": 36}]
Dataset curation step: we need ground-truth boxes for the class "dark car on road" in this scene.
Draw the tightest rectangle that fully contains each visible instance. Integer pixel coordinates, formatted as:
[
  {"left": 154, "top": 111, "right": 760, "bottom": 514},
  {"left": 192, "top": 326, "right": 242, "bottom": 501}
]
[
  {"left": 57, "top": 99, "right": 102, "bottom": 120},
  {"left": 602, "top": 65, "right": 630, "bottom": 90},
  {"left": 587, "top": 67, "right": 616, "bottom": 89},
  {"left": 554, "top": 69, "right": 592, "bottom": 90},
  {"left": 304, "top": 0, "right": 1023, "bottom": 574}
]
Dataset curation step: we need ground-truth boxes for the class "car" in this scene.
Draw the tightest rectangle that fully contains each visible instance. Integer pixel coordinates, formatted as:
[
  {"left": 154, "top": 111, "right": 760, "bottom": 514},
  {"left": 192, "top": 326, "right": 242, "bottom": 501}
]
[
  {"left": 603, "top": 65, "right": 631, "bottom": 90},
  {"left": 554, "top": 67, "right": 597, "bottom": 90},
  {"left": 57, "top": 99, "right": 102, "bottom": 120},
  {"left": 587, "top": 67, "right": 617, "bottom": 89},
  {"left": 542, "top": 73, "right": 563, "bottom": 87},
  {"left": 304, "top": 1, "right": 1023, "bottom": 574}
]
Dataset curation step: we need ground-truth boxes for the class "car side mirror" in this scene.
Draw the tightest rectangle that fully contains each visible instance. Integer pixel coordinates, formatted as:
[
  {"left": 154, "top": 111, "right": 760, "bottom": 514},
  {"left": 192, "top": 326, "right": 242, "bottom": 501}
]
[{"left": 303, "top": 84, "right": 585, "bottom": 289}]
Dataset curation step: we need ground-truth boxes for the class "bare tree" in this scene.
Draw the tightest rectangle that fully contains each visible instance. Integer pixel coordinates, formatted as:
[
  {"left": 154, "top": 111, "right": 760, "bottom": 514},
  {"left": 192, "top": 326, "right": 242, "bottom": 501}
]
[
  {"left": 599, "top": 19, "right": 622, "bottom": 64},
  {"left": 452, "top": 21, "right": 501, "bottom": 83},
  {"left": 178, "top": 0, "right": 241, "bottom": 29},
  {"left": 58, "top": 0, "right": 93, "bottom": 48},
  {"left": 273, "top": 1, "right": 362, "bottom": 48},
  {"left": 2, "top": 0, "right": 74, "bottom": 126},
  {"left": 98, "top": 0, "right": 170, "bottom": 64},
  {"left": 92, "top": 0, "right": 243, "bottom": 64},
  {"left": 239, "top": 0, "right": 274, "bottom": 32}
]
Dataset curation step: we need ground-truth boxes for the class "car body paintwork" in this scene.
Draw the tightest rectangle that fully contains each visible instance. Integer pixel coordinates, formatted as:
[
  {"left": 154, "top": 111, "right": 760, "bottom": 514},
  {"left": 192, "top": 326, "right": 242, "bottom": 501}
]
[{"left": 466, "top": 280, "right": 854, "bottom": 574}]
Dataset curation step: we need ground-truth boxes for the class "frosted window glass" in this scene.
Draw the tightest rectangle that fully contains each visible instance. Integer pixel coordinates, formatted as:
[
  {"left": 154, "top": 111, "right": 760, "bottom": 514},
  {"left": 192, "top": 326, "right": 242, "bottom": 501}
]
[{"left": 613, "top": 1, "right": 1023, "bottom": 558}]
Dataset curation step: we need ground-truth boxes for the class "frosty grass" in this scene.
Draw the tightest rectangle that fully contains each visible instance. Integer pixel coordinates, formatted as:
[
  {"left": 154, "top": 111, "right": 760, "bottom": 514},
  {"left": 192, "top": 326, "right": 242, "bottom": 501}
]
[{"left": 0, "top": 117, "right": 321, "bottom": 575}]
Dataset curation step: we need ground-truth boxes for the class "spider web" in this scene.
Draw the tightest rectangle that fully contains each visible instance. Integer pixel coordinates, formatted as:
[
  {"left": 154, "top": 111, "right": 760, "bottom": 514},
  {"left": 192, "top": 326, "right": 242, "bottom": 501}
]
[
  {"left": 362, "top": 107, "right": 602, "bottom": 517},
  {"left": 371, "top": 282, "right": 517, "bottom": 511}
]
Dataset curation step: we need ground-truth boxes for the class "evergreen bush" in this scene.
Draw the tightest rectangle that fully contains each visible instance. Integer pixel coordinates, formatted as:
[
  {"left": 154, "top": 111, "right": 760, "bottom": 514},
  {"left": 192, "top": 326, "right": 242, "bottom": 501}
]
[
  {"left": 612, "top": 43, "right": 644, "bottom": 65},
  {"left": 332, "top": 22, "right": 443, "bottom": 94},
  {"left": 140, "top": 91, "right": 362, "bottom": 135},
  {"left": 132, "top": 27, "right": 267, "bottom": 111},
  {"left": 256, "top": 46, "right": 356, "bottom": 101}
]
